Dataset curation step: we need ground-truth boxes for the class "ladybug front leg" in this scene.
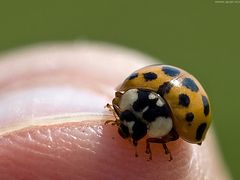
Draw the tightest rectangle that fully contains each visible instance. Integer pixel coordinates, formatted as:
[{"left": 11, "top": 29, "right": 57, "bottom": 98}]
[
  {"left": 104, "top": 102, "right": 121, "bottom": 125},
  {"left": 105, "top": 91, "right": 123, "bottom": 125}
]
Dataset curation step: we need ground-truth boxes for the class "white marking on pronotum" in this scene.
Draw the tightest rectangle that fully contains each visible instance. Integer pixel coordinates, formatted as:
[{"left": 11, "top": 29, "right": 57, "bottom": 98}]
[
  {"left": 148, "top": 93, "right": 156, "bottom": 100},
  {"left": 149, "top": 92, "right": 165, "bottom": 107},
  {"left": 142, "top": 106, "right": 148, "bottom": 113},
  {"left": 148, "top": 117, "right": 173, "bottom": 138},
  {"left": 123, "top": 120, "right": 135, "bottom": 134},
  {"left": 156, "top": 98, "right": 165, "bottom": 107},
  {"left": 119, "top": 89, "right": 138, "bottom": 111}
]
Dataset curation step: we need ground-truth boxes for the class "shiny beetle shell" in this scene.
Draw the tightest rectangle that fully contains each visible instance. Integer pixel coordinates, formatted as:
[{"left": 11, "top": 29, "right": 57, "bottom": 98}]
[{"left": 117, "top": 64, "right": 211, "bottom": 144}]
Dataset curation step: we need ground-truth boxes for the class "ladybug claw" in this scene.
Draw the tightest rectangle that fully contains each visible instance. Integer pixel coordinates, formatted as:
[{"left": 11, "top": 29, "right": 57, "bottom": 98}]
[
  {"left": 162, "top": 144, "right": 173, "bottom": 161},
  {"left": 145, "top": 140, "right": 153, "bottom": 160}
]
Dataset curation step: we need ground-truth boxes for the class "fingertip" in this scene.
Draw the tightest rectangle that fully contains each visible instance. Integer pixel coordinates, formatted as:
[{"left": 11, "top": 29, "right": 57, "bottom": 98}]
[
  {"left": 99, "top": 124, "right": 230, "bottom": 180},
  {"left": 0, "top": 117, "right": 229, "bottom": 180},
  {"left": 0, "top": 42, "right": 230, "bottom": 180}
]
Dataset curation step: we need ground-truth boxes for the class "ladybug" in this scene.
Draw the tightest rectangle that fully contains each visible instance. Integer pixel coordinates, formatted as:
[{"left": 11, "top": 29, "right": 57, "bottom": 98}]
[{"left": 106, "top": 64, "right": 211, "bottom": 161}]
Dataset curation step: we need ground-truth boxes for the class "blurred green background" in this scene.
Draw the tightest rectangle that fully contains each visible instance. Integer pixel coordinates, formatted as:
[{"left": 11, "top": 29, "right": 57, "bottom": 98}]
[{"left": 0, "top": 1, "right": 239, "bottom": 179}]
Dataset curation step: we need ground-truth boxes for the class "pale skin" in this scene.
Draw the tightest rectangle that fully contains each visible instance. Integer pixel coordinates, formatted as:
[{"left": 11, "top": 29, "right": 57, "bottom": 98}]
[{"left": 0, "top": 42, "right": 230, "bottom": 180}]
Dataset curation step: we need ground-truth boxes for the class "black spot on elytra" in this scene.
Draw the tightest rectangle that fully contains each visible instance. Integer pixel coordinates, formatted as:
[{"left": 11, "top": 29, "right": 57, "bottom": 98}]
[
  {"left": 202, "top": 96, "right": 210, "bottom": 116},
  {"left": 157, "top": 82, "right": 172, "bottom": 96},
  {"left": 132, "top": 120, "right": 147, "bottom": 141},
  {"left": 196, "top": 123, "right": 207, "bottom": 141},
  {"left": 143, "top": 105, "right": 170, "bottom": 122},
  {"left": 118, "top": 124, "right": 130, "bottom": 139},
  {"left": 182, "top": 78, "right": 199, "bottom": 92},
  {"left": 120, "top": 110, "right": 137, "bottom": 122},
  {"left": 143, "top": 72, "right": 158, "bottom": 81},
  {"left": 179, "top": 94, "right": 190, "bottom": 107},
  {"left": 127, "top": 72, "right": 138, "bottom": 80},
  {"left": 185, "top": 112, "right": 194, "bottom": 122},
  {"left": 162, "top": 66, "right": 181, "bottom": 77}
]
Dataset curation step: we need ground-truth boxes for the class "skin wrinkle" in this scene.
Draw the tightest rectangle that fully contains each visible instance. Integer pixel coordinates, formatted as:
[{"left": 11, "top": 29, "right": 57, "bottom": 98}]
[
  {"left": 0, "top": 116, "right": 202, "bottom": 179},
  {"left": 1, "top": 126, "right": 90, "bottom": 178},
  {"left": 0, "top": 113, "right": 114, "bottom": 136},
  {"left": 0, "top": 42, "right": 230, "bottom": 180}
]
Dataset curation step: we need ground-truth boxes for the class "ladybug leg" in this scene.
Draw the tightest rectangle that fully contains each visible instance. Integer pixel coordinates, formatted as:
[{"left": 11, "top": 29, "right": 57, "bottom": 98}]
[
  {"left": 105, "top": 103, "right": 117, "bottom": 115},
  {"left": 145, "top": 129, "right": 179, "bottom": 161},
  {"left": 104, "top": 103, "right": 120, "bottom": 125},
  {"left": 162, "top": 143, "right": 173, "bottom": 161},
  {"left": 145, "top": 139, "right": 153, "bottom": 160},
  {"left": 133, "top": 140, "right": 139, "bottom": 157},
  {"left": 145, "top": 138, "right": 172, "bottom": 161},
  {"left": 105, "top": 91, "right": 124, "bottom": 125},
  {"left": 104, "top": 103, "right": 116, "bottom": 114}
]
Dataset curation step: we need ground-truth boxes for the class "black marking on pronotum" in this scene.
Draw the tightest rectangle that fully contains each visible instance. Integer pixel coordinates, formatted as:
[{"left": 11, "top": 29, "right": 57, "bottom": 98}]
[
  {"left": 118, "top": 124, "right": 130, "bottom": 139},
  {"left": 196, "top": 123, "right": 207, "bottom": 141},
  {"left": 143, "top": 105, "right": 170, "bottom": 122},
  {"left": 143, "top": 72, "right": 158, "bottom": 81},
  {"left": 202, "top": 95, "right": 210, "bottom": 116},
  {"left": 178, "top": 94, "right": 190, "bottom": 107},
  {"left": 157, "top": 82, "right": 172, "bottom": 97},
  {"left": 132, "top": 120, "right": 147, "bottom": 141},
  {"left": 162, "top": 66, "right": 181, "bottom": 77},
  {"left": 127, "top": 72, "right": 138, "bottom": 80},
  {"left": 185, "top": 112, "right": 194, "bottom": 122},
  {"left": 132, "top": 90, "right": 152, "bottom": 112},
  {"left": 182, "top": 78, "right": 199, "bottom": 92},
  {"left": 120, "top": 110, "right": 138, "bottom": 122}
]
